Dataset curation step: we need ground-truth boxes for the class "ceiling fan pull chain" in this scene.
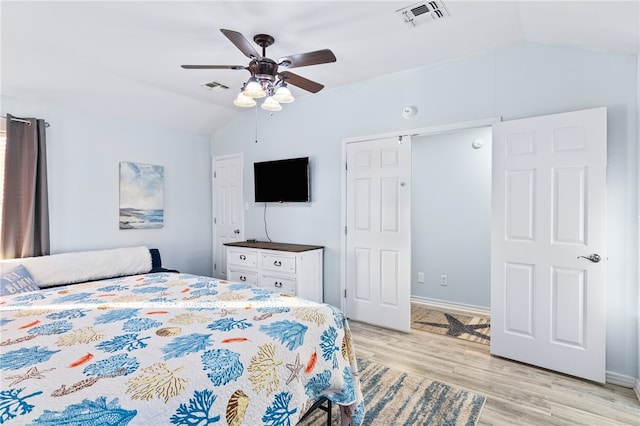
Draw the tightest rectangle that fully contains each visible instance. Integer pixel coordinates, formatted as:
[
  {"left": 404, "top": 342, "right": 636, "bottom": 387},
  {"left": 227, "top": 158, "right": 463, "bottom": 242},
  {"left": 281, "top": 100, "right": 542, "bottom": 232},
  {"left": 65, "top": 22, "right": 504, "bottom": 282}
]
[{"left": 255, "top": 105, "right": 259, "bottom": 143}]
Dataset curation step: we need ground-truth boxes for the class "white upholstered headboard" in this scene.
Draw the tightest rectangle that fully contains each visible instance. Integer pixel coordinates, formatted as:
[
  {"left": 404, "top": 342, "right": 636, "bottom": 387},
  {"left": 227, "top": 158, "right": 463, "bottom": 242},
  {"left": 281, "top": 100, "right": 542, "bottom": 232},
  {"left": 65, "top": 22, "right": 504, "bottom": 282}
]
[{"left": 0, "top": 246, "right": 152, "bottom": 288}]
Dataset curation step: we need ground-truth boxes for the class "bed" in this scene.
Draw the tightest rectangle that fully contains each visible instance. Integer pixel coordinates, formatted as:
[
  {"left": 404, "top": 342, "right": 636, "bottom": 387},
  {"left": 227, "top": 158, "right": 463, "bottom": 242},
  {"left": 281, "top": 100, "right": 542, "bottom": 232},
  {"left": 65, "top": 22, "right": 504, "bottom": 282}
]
[{"left": 0, "top": 247, "right": 365, "bottom": 425}]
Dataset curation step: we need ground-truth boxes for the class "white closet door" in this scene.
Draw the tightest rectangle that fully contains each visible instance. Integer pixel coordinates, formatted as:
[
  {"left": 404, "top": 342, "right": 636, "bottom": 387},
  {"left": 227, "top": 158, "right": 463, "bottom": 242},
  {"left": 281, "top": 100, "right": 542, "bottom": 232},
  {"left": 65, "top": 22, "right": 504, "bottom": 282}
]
[
  {"left": 345, "top": 137, "right": 411, "bottom": 332},
  {"left": 491, "top": 107, "right": 607, "bottom": 383}
]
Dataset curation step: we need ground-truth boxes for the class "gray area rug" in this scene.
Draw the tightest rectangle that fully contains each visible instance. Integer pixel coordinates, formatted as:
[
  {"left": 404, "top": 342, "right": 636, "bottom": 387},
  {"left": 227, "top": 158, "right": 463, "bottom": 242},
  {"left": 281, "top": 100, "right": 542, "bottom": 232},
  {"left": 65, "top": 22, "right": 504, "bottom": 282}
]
[{"left": 301, "top": 358, "right": 486, "bottom": 425}]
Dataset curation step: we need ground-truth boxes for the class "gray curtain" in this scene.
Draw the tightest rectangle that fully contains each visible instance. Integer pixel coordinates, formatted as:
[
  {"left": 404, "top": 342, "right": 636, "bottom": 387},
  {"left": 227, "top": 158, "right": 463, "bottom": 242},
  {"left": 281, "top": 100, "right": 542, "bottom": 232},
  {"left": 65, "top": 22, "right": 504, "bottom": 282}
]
[{"left": 0, "top": 114, "right": 50, "bottom": 259}]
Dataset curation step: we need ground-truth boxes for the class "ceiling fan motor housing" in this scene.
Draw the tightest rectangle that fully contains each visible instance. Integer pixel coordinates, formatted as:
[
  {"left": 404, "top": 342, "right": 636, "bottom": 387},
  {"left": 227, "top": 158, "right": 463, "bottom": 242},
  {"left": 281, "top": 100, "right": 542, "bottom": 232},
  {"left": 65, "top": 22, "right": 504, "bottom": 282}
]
[{"left": 249, "top": 58, "right": 278, "bottom": 81}]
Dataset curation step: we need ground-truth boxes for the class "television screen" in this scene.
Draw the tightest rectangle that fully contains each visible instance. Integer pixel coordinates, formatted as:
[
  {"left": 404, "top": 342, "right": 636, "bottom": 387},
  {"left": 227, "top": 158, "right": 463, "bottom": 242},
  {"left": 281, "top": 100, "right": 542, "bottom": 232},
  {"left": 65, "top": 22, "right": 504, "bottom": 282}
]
[{"left": 254, "top": 157, "right": 310, "bottom": 202}]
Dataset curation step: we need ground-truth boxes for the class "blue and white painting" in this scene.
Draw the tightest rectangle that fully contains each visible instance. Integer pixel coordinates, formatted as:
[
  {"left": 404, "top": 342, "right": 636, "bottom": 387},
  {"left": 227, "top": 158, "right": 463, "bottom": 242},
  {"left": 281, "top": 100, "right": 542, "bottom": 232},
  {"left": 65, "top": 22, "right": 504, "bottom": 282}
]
[{"left": 119, "top": 162, "right": 164, "bottom": 229}]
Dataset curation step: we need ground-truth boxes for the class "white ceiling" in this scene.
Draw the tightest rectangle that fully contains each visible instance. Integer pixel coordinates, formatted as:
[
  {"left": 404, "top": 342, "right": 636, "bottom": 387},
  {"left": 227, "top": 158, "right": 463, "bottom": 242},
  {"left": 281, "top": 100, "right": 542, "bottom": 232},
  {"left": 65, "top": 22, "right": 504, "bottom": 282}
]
[{"left": 2, "top": 1, "right": 638, "bottom": 136}]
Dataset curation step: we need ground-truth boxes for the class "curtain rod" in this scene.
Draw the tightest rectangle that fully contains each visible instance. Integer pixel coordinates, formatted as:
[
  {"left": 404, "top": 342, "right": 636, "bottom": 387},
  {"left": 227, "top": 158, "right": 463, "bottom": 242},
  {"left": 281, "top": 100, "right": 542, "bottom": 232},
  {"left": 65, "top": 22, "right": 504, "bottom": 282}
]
[{"left": 1, "top": 115, "right": 51, "bottom": 127}]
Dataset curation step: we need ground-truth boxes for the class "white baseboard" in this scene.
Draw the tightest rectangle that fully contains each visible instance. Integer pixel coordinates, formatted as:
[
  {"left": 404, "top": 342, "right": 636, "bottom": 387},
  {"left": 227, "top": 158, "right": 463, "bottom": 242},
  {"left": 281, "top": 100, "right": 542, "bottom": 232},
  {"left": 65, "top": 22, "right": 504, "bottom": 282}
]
[
  {"left": 605, "top": 371, "right": 636, "bottom": 388},
  {"left": 634, "top": 378, "right": 640, "bottom": 402},
  {"left": 411, "top": 296, "right": 490, "bottom": 316}
]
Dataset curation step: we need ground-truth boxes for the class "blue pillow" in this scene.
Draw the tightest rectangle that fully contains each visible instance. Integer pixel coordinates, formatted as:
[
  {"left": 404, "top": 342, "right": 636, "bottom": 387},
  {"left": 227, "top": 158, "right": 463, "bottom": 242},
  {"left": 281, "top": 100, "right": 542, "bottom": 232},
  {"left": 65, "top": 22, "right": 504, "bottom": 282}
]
[{"left": 1, "top": 265, "right": 40, "bottom": 295}]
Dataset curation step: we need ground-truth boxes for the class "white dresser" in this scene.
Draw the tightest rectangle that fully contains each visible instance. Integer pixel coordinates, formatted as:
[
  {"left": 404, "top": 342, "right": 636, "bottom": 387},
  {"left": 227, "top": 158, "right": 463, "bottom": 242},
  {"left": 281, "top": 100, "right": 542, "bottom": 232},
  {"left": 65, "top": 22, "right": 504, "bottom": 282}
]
[{"left": 224, "top": 241, "right": 324, "bottom": 303}]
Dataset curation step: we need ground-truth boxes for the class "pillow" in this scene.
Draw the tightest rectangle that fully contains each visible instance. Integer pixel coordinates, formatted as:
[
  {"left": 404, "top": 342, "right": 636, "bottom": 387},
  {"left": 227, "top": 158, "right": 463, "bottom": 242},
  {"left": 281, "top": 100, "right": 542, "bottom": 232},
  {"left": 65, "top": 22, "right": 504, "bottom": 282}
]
[
  {"left": 1, "top": 265, "right": 40, "bottom": 295},
  {"left": 0, "top": 246, "right": 152, "bottom": 288}
]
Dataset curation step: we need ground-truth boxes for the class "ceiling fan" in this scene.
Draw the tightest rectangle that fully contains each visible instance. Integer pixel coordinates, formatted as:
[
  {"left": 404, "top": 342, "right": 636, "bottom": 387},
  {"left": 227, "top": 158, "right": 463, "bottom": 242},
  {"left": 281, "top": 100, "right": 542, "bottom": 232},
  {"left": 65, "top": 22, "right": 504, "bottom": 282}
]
[{"left": 181, "top": 29, "right": 336, "bottom": 109}]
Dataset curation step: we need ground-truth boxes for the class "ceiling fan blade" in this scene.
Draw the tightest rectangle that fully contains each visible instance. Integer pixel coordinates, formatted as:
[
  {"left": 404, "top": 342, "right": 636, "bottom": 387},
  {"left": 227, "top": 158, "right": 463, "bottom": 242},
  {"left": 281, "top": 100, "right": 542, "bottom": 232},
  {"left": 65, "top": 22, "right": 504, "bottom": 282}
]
[
  {"left": 181, "top": 65, "right": 246, "bottom": 70},
  {"left": 278, "top": 49, "right": 336, "bottom": 69},
  {"left": 278, "top": 71, "right": 324, "bottom": 93},
  {"left": 220, "top": 29, "right": 261, "bottom": 59}
]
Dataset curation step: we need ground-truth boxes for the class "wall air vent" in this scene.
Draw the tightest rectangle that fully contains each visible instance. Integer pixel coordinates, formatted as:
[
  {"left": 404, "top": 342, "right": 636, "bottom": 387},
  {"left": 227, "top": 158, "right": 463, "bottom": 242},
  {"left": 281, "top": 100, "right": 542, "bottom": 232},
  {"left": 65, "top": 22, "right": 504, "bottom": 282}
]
[
  {"left": 201, "top": 81, "right": 229, "bottom": 92},
  {"left": 396, "top": 1, "right": 449, "bottom": 27}
]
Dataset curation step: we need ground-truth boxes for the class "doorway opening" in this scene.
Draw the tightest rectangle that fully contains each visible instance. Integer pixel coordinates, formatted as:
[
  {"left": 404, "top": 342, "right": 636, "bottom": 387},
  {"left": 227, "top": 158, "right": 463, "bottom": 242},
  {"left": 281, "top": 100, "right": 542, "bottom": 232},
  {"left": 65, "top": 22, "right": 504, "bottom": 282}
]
[
  {"left": 340, "top": 118, "right": 499, "bottom": 332},
  {"left": 411, "top": 127, "right": 493, "bottom": 316}
]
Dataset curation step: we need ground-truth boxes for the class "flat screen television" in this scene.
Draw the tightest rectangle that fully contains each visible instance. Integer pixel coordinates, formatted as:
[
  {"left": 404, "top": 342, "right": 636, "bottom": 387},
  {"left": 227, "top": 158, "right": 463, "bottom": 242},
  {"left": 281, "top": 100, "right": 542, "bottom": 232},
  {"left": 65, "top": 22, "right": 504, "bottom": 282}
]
[{"left": 254, "top": 157, "right": 310, "bottom": 202}]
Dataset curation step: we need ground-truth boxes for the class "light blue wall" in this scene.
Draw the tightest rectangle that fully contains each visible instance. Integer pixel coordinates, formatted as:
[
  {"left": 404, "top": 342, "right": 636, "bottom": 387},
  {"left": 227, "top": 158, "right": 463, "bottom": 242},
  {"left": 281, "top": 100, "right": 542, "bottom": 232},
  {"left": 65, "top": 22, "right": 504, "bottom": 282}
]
[
  {"left": 411, "top": 127, "right": 492, "bottom": 308},
  {"left": 1, "top": 96, "right": 213, "bottom": 275},
  {"left": 212, "top": 42, "right": 638, "bottom": 379}
]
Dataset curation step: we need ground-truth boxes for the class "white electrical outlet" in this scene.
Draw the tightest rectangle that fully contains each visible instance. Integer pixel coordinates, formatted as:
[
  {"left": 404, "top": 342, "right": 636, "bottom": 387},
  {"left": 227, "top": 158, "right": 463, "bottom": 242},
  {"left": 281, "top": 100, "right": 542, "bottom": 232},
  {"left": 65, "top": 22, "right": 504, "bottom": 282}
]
[
  {"left": 440, "top": 275, "right": 448, "bottom": 286},
  {"left": 417, "top": 272, "right": 425, "bottom": 283}
]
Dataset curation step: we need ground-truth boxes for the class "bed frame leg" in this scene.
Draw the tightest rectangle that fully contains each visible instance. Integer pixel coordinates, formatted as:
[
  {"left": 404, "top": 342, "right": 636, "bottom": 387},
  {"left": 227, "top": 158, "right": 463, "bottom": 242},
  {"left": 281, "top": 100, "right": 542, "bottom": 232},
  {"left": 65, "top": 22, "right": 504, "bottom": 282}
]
[{"left": 297, "top": 397, "right": 332, "bottom": 425}]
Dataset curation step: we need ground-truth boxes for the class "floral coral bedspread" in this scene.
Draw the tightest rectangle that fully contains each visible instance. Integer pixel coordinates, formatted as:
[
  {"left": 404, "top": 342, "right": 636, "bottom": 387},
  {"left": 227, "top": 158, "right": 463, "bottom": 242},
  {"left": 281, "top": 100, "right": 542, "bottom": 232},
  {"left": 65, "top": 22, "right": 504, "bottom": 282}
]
[{"left": 0, "top": 273, "right": 364, "bottom": 425}]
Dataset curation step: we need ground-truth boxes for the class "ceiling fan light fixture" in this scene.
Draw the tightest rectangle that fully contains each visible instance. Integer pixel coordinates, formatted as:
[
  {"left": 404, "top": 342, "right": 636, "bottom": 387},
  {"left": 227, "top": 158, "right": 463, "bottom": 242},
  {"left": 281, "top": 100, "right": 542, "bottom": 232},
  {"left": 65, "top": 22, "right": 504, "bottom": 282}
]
[
  {"left": 243, "top": 79, "right": 266, "bottom": 98},
  {"left": 273, "top": 85, "right": 294, "bottom": 104},
  {"left": 261, "top": 96, "right": 282, "bottom": 111},
  {"left": 233, "top": 92, "right": 257, "bottom": 107}
]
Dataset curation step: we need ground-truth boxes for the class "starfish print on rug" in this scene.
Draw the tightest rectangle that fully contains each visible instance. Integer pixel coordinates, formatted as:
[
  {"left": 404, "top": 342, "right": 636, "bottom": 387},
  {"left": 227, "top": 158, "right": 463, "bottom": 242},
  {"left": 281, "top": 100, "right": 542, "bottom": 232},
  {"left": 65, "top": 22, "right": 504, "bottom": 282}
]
[{"left": 415, "top": 313, "right": 490, "bottom": 341}]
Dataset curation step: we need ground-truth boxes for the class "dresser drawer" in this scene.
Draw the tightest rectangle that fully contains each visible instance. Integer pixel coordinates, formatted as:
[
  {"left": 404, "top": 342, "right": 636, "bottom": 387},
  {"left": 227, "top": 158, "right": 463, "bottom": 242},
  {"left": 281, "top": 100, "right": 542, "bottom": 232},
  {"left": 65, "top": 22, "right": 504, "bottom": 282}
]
[
  {"left": 259, "top": 274, "right": 296, "bottom": 295},
  {"left": 227, "top": 249, "right": 258, "bottom": 268},
  {"left": 228, "top": 269, "right": 258, "bottom": 285},
  {"left": 261, "top": 252, "right": 296, "bottom": 273}
]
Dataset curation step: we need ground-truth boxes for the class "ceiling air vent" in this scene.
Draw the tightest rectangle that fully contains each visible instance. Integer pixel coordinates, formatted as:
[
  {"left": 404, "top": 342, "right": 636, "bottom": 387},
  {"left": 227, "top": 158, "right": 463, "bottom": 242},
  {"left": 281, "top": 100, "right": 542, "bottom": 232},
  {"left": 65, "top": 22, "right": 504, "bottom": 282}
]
[
  {"left": 396, "top": 1, "right": 449, "bottom": 27},
  {"left": 201, "top": 81, "right": 229, "bottom": 92}
]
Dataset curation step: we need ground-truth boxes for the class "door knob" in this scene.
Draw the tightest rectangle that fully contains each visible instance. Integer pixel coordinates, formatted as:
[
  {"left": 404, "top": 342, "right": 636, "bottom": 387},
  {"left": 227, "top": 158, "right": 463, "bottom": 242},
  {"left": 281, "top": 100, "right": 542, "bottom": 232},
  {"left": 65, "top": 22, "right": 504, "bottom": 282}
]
[
  {"left": 234, "top": 229, "right": 240, "bottom": 234},
  {"left": 578, "top": 254, "right": 601, "bottom": 263}
]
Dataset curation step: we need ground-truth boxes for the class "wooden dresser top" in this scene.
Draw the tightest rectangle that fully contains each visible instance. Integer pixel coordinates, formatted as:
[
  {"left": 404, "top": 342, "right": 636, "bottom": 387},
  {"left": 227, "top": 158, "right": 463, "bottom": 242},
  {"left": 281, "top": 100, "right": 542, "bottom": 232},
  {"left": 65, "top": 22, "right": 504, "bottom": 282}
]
[{"left": 224, "top": 241, "right": 324, "bottom": 253}]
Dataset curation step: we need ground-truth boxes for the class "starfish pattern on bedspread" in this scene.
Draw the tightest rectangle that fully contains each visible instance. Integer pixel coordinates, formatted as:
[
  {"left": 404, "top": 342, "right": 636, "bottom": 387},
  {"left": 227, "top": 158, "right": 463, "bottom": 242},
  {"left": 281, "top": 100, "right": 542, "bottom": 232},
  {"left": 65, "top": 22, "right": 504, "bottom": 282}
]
[
  {"left": 286, "top": 353, "right": 303, "bottom": 385},
  {"left": 6, "top": 366, "right": 56, "bottom": 386},
  {"left": 415, "top": 313, "right": 490, "bottom": 341}
]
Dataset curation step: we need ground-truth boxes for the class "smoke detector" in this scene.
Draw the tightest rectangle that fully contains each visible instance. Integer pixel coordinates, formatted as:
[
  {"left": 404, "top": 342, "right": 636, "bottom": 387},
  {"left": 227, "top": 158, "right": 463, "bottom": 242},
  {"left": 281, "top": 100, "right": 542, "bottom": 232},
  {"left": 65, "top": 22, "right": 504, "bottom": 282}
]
[
  {"left": 396, "top": 1, "right": 449, "bottom": 27},
  {"left": 402, "top": 105, "right": 418, "bottom": 119}
]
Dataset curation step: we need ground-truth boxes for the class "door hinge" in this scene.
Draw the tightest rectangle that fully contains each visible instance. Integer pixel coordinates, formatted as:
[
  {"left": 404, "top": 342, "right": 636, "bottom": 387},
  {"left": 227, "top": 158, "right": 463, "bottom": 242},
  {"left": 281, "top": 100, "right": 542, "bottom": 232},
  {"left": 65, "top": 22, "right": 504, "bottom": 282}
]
[
  {"left": 344, "top": 226, "right": 347, "bottom": 235},
  {"left": 345, "top": 162, "right": 348, "bottom": 171},
  {"left": 214, "top": 263, "right": 217, "bottom": 271},
  {"left": 214, "top": 217, "right": 217, "bottom": 224},
  {"left": 344, "top": 289, "right": 347, "bottom": 298},
  {"left": 213, "top": 171, "right": 217, "bottom": 178}
]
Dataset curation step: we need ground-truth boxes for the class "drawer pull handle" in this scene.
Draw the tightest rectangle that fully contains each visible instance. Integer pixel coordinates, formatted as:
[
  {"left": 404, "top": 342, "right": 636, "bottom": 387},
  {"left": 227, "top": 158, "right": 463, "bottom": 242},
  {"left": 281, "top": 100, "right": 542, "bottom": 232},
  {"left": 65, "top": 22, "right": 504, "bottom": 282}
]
[
  {"left": 239, "top": 276, "right": 246, "bottom": 281},
  {"left": 240, "top": 255, "right": 246, "bottom": 261},
  {"left": 274, "top": 282, "right": 283, "bottom": 288},
  {"left": 273, "top": 260, "right": 282, "bottom": 267}
]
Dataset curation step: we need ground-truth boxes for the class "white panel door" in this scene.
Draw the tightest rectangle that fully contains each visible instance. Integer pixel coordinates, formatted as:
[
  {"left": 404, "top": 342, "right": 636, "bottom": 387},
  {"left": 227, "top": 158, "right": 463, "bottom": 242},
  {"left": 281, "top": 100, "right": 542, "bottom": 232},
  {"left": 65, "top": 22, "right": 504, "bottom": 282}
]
[
  {"left": 213, "top": 154, "right": 244, "bottom": 278},
  {"left": 491, "top": 107, "right": 607, "bottom": 382},
  {"left": 345, "top": 137, "right": 411, "bottom": 332}
]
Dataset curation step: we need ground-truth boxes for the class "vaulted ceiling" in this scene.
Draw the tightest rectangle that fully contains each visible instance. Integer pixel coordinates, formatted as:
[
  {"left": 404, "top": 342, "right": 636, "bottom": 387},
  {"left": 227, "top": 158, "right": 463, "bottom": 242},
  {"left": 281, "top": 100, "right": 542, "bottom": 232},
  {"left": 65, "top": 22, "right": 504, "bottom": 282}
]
[{"left": 2, "top": 1, "right": 638, "bottom": 136}]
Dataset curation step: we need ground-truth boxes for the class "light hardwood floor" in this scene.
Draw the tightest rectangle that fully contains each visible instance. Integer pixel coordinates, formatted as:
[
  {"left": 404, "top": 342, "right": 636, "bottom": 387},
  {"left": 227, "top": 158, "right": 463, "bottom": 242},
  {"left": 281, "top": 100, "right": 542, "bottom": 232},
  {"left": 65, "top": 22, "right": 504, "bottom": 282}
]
[{"left": 348, "top": 320, "right": 640, "bottom": 425}]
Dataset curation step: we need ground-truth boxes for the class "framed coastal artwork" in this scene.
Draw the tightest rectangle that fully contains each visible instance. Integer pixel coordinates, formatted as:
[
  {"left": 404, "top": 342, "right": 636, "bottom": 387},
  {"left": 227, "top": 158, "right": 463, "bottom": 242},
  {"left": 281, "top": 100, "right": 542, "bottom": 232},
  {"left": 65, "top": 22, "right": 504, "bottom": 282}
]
[{"left": 119, "top": 162, "right": 164, "bottom": 229}]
